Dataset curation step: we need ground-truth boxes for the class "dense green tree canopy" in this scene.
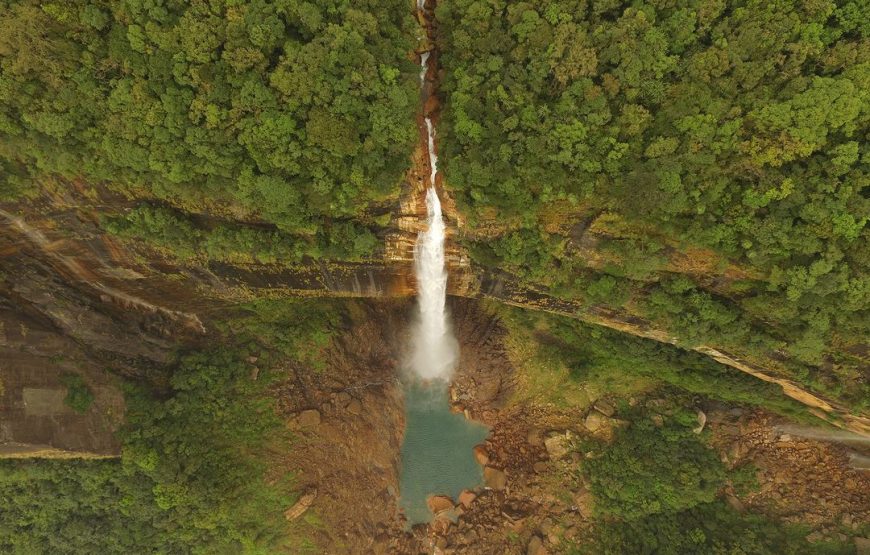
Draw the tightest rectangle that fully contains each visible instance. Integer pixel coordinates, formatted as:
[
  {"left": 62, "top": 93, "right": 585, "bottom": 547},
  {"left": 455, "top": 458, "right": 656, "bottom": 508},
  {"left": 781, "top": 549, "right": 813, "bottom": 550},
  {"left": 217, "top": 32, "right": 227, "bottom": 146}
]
[
  {"left": 0, "top": 0, "right": 418, "bottom": 237},
  {"left": 437, "top": 0, "right": 869, "bottom": 405},
  {"left": 577, "top": 405, "right": 849, "bottom": 554}
]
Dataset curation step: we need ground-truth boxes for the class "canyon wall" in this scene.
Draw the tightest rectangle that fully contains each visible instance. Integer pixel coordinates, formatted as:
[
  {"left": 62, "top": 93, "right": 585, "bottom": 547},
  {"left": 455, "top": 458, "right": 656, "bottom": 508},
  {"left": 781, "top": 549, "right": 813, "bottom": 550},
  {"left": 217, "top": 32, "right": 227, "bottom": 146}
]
[{"left": 1, "top": 175, "right": 868, "bottom": 461}]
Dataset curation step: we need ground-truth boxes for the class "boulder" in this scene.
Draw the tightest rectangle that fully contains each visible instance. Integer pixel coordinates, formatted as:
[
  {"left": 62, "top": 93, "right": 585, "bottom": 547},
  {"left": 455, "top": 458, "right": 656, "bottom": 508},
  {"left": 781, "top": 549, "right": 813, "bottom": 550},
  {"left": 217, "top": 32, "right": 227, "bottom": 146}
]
[
  {"left": 458, "top": 490, "right": 477, "bottom": 508},
  {"left": 502, "top": 503, "right": 527, "bottom": 520},
  {"left": 539, "top": 519, "right": 554, "bottom": 536},
  {"left": 347, "top": 398, "right": 362, "bottom": 415},
  {"left": 725, "top": 494, "right": 745, "bottom": 513},
  {"left": 854, "top": 537, "right": 870, "bottom": 555},
  {"left": 573, "top": 487, "right": 594, "bottom": 518},
  {"left": 472, "top": 444, "right": 490, "bottom": 466},
  {"left": 284, "top": 488, "right": 317, "bottom": 521},
  {"left": 427, "top": 495, "right": 454, "bottom": 514},
  {"left": 584, "top": 411, "right": 610, "bottom": 433},
  {"left": 544, "top": 434, "right": 571, "bottom": 460},
  {"left": 476, "top": 375, "right": 502, "bottom": 402},
  {"left": 296, "top": 409, "right": 321, "bottom": 428},
  {"left": 593, "top": 400, "right": 615, "bottom": 417},
  {"left": 484, "top": 466, "right": 507, "bottom": 490},
  {"left": 527, "top": 535, "right": 548, "bottom": 555},
  {"left": 693, "top": 410, "right": 707, "bottom": 434},
  {"left": 431, "top": 514, "right": 452, "bottom": 535}
]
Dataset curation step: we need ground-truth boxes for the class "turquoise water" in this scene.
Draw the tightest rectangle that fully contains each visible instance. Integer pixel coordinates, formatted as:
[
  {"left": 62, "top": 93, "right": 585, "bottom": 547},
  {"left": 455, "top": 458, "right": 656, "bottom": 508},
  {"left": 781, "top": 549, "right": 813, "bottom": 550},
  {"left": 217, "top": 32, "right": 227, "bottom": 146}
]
[{"left": 399, "top": 381, "right": 490, "bottom": 524}]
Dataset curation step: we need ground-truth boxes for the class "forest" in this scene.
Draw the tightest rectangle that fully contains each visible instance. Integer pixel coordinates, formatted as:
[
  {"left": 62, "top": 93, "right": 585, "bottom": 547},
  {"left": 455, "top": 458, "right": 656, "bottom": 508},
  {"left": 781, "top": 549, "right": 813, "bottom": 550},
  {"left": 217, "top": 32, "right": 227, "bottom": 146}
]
[
  {"left": 0, "top": 0, "right": 419, "bottom": 250},
  {"left": 0, "top": 0, "right": 867, "bottom": 553},
  {"left": 436, "top": 0, "right": 869, "bottom": 408},
  {"left": 0, "top": 299, "right": 340, "bottom": 553},
  {"left": 578, "top": 407, "right": 850, "bottom": 554}
]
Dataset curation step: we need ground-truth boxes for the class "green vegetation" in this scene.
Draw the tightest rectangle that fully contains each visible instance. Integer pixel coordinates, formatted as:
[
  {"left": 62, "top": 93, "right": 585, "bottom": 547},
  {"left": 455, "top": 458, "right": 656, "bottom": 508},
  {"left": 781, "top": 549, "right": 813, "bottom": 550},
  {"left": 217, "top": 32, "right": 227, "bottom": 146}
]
[
  {"left": 0, "top": 0, "right": 864, "bottom": 551},
  {"left": 0, "top": 299, "right": 344, "bottom": 554},
  {"left": 1, "top": 351, "right": 291, "bottom": 554},
  {"left": 0, "top": 0, "right": 417, "bottom": 250},
  {"left": 499, "top": 304, "right": 852, "bottom": 552},
  {"left": 438, "top": 0, "right": 869, "bottom": 407},
  {"left": 105, "top": 204, "right": 379, "bottom": 264},
  {"left": 498, "top": 304, "right": 813, "bottom": 418},
  {"left": 583, "top": 410, "right": 725, "bottom": 520},
  {"left": 575, "top": 403, "right": 851, "bottom": 554},
  {"left": 60, "top": 372, "right": 94, "bottom": 413}
]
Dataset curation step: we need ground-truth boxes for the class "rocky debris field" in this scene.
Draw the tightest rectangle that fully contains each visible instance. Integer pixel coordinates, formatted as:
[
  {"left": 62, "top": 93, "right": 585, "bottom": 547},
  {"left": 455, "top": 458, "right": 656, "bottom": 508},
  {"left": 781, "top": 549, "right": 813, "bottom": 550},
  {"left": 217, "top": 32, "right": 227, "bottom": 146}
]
[
  {"left": 271, "top": 299, "right": 869, "bottom": 554},
  {"left": 708, "top": 408, "right": 870, "bottom": 544}
]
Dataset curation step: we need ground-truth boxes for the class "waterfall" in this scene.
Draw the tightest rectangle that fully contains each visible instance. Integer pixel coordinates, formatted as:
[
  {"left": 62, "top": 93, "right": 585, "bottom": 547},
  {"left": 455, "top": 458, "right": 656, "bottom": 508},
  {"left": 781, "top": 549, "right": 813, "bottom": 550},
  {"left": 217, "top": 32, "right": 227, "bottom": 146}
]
[
  {"left": 419, "top": 51, "right": 430, "bottom": 85},
  {"left": 409, "top": 45, "right": 457, "bottom": 382}
]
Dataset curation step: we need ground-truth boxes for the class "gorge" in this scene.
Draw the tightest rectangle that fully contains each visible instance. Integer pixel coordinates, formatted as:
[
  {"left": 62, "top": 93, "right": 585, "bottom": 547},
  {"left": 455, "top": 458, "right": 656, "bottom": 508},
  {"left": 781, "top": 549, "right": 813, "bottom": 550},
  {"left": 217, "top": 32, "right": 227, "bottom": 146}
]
[
  {"left": 0, "top": 0, "right": 868, "bottom": 553},
  {"left": 399, "top": 1, "right": 489, "bottom": 527}
]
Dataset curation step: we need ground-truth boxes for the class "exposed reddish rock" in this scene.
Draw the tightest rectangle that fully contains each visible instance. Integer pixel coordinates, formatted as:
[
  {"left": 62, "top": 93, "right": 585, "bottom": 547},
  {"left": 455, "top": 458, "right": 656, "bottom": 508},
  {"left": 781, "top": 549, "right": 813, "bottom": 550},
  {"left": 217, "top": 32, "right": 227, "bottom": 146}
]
[
  {"left": 473, "top": 444, "right": 490, "bottom": 466},
  {"left": 458, "top": 490, "right": 477, "bottom": 508},
  {"left": 427, "top": 495, "right": 454, "bottom": 514},
  {"left": 424, "top": 94, "right": 440, "bottom": 117}
]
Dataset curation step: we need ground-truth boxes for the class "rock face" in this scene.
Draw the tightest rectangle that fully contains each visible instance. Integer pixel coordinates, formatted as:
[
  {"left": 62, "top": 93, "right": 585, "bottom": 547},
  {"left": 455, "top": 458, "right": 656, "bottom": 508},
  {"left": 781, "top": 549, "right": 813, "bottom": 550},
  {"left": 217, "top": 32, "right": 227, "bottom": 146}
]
[
  {"left": 0, "top": 268, "right": 129, "bottom": 457},
  {"left": 2, "top": 184, "right": 867, "bottom": 438}
]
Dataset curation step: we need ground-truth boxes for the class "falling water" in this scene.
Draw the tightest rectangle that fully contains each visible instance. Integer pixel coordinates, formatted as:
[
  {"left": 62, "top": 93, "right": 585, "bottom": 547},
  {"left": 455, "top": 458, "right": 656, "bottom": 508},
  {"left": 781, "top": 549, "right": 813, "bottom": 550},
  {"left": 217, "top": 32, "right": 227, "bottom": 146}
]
[
  {"left": 398, "top": 2, "right": 487, "bottom": 526},
  {"left": 409, "top": 46, "right": 457, "bottom": 382},
  {"left": 419, "top": 51, "right": 430, "bottom": 85}
]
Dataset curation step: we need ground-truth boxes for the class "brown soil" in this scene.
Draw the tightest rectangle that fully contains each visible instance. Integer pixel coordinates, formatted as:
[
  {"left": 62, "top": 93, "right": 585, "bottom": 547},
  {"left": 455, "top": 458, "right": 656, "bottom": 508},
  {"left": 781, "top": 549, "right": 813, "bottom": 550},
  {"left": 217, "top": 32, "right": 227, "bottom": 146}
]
[{"left": 274, "top": 301, "right": 409, "bottom": 553}]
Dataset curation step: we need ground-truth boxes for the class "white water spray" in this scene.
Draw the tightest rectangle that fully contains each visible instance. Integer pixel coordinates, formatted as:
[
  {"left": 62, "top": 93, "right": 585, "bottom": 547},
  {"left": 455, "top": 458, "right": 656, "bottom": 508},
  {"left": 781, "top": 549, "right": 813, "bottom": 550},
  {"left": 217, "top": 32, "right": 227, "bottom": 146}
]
[
  {"left": 409, "top": 47, "right": 457, "bottom": 382},
  {"left": 419, "top": 51, "right": 430, "bottom": 85}
]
